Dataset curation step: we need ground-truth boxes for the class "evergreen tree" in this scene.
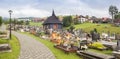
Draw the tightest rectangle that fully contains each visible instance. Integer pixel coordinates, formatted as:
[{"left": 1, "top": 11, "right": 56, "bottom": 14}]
[
  {"left": 0, "top": 16, "right": 2, "bottom": 26},
  {"left": 25, "top": 20, "right": 29, "bottom": 25},
  {"left": 63, "top": 16, "right": 73, "bottom": 27}
]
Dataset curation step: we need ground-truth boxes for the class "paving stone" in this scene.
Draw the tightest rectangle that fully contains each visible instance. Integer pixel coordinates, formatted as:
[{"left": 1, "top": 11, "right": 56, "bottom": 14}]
[{"left": 13, "top": 31, "right": 56, "bottom": 59}]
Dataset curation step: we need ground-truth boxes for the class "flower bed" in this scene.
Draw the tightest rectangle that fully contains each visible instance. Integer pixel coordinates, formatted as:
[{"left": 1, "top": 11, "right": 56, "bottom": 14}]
[{"left": 88, "top": 42, "right": 107, "bottom": 50}]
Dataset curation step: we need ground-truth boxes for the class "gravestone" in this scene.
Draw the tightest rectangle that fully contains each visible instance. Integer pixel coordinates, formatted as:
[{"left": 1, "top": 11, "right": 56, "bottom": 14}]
[
  {"left": 0, "top": 44, "right": 11, "bottom": 52},
  {"left": 115, "top": 33, "right": 120, "bottom": 51},
  {"left": 113, "top": 33, "right": 120, "bottom": 59}
]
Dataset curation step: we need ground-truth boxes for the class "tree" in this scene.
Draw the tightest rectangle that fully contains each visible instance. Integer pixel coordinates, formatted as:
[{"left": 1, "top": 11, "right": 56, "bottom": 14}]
[
  {"left": 15, "top": 20, "right": 24, "bottom": 25},
  {"left": 74, "top": 18, "right": 79, "bottom": 24},
  {"left": 25, "top": 20, "right": 29, "bottom": 25},
  {"left": 69, "top": 25, "right": 75, "bottom": 33},
  {"left": 115, "top": 12, "right": 120, "bottom": 19},
  {"left": 109, "top": 5, "right": 118, "bottom": 23},
  {"left": 91, "top": 16, "right": 97, "bottom": 23},
  {"left": 85, "top": 15, "right": 89, "bottom": 19},
  {"left": 63, "top": 16, "right": 73, "bottom": 27},
  {"left": 0, "top": 16, "right": 2, "bottom": 26}
]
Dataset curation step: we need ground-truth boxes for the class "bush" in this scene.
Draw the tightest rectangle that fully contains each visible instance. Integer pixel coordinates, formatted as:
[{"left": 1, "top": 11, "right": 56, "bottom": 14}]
[
  {"left": 88, "top": 42, "right": 106, "bottom": 50},
  {"left": 0, "top": 31, "right": 7, "bottom": 35}
]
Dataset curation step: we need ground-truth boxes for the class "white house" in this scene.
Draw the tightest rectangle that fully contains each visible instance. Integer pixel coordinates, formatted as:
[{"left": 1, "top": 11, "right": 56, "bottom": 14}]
[{"left": 77, "top": 15, "right": 88, "bottom": 23}]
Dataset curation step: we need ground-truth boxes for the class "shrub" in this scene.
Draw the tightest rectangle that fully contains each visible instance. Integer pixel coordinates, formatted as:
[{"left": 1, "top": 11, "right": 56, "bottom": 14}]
[
  {"left": 0, "top": 31, "right": 7, "bottom": 35},
  {"left": 88, "top": 42, "right": 106, "bottom": 50}
]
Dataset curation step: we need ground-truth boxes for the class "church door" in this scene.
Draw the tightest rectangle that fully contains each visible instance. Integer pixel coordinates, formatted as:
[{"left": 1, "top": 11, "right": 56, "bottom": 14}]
[{"left": 53, "top": 24, "right": 58, "bottom": 29}]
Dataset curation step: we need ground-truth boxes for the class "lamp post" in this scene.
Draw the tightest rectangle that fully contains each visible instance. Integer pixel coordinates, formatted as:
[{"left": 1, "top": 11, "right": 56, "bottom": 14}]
[{"left": 8, "top": 10, "right": 13, "bottom": 39}]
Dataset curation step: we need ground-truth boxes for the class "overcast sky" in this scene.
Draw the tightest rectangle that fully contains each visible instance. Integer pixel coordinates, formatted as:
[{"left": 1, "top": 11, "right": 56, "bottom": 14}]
[{"left": 0, "top": 0, "right": 119, "bottom": 18}]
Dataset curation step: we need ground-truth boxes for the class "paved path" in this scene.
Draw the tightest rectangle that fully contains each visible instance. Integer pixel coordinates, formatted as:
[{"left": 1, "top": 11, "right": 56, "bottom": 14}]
[
  {"left": 0, "top": 24, "right": 6, "bottom": 31},
  {"left": 13, "top": 31, "right": 56, "bottom": 59}
]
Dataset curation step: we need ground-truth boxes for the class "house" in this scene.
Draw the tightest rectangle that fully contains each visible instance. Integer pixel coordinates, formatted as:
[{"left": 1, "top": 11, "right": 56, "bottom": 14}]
[
  {"left": 17, "top": 18, "right": 30, "bottom": 21},
  {"left": 101, "top": 17, "right": 111, "bottom": 23},
  {"left": 43, "top": 10, "right": 63, "bottom": 30},
  {"left": 32, "top": 18, "right": 44, "bottom": 22},
  {"left": 114, "top": 19, "right": 120, "bottom": 26},
  {"left": 75, "top": 15, "right": 88, "bottom": 23}
]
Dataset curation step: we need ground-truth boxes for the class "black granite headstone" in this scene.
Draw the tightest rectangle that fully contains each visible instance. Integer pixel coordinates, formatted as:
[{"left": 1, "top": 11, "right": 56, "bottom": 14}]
[{"left": 116, "top": 33, "right": 120, "bottom": 51}]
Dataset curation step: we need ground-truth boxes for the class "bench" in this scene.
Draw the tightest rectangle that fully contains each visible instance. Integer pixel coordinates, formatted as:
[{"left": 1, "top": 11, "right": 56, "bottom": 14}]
[
  {"left": 54, "top": 45, "right": 78, "bottom": 54},
  {"left": 77, "top": 51, "right": 115, "bottom": 59}
]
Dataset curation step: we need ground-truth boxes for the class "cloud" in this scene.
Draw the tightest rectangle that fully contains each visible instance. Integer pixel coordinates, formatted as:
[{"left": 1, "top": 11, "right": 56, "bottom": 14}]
[
  {"left": 0, "top": 9, "right": 9, "bottom": 17},
  {"left": 14, "top": 6, "right": 51, "bottom": 17},
  {"left": 0, "top": 5, "right": 51, "bottom": 18},
  {"left": 0, "top": 0, "right": 118, "bottom": 18},
  {"left": 54, "top": 0, "right": 110, "bottom": 17}
]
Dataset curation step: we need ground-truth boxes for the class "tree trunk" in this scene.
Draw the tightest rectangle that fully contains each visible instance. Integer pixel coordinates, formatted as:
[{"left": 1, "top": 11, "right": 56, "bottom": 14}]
[{"left": 112, "top": 15, "right": 114, "bottom": 23}]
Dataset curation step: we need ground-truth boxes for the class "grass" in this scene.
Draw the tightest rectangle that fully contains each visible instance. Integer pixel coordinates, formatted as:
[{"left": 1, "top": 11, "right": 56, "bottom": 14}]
[
  {"left": 0, "top": 39, "right": 8, "bottom": 44},
  {"left": 0, "top": 35, "right": 20, "bottom": 59},
  {"left": 29, "top": 22, "right": 120, "bottom": 34},
  {"left": 20, "top": 32, "right": 81, "bottom": 59},
  {"left": 74, "top": 23, "right": 120, "bottom": 34},
  {"left": 29, "top": 22, "right": 42, "bottom": 26}
]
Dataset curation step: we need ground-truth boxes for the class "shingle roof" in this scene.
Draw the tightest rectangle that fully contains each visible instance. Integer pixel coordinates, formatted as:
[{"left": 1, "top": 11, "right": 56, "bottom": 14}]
[{"left": 43, "top": 10, "right": 62, "bottom": 25}]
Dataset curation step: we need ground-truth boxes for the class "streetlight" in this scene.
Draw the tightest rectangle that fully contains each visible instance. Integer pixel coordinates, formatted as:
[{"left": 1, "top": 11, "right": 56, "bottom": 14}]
[{"left": 8, "top": 10, "right": 13, "bottom": 39}]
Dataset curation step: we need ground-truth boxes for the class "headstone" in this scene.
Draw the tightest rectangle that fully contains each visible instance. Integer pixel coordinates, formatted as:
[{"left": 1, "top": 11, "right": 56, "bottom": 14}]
[
  {"left": 113, "top": 51, "right": 120, "bottom": 59},
  {"left": 115, "top": 33, "right": 120, "bottom": 51},
  {"left": 0, "top": 44, "right": 11, "bottom": 52},
  {"left": 91, "top": 30, "right": 97, "bottom": 41}
]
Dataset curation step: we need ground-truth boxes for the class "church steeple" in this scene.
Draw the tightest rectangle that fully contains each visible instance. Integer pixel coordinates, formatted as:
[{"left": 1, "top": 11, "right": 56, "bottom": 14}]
[{"left": 52, "top": 10, "right": 55, "bottom": 16}]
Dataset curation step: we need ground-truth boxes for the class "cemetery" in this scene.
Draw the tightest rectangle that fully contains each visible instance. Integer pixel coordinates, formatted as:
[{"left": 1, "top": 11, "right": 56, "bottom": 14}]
[
  {"left": 19, "top": 22, "right": 120, "bottom": 59},
  {"left": 1, "top": 1, "right": 120, "bottom": 59},
  {"left": 16, "top": 11, "right": 120, "bottom": 59},
  {"left": 0, "top": 14, "right": 120, "bottom": 59}
]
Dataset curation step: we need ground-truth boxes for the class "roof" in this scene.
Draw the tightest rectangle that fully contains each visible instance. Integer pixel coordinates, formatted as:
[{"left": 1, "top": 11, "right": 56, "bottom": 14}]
[{"left": 43, "top": 10, "right": 62, "bottom": 25}]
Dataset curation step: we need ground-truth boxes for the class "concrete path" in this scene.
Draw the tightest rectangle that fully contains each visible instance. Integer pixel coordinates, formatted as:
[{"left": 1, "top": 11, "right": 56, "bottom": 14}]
[
  {"left": 0, "top": 24, "right": 6, "bottom": 31},
  {"left": 13, "top": 31, "right": 56, "bottom": 59}
]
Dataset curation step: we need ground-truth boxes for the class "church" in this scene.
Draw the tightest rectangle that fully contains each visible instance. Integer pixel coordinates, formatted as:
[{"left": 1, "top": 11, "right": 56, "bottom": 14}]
[{"left": 43, "top": 10, "right": 63, "bottom": 30}]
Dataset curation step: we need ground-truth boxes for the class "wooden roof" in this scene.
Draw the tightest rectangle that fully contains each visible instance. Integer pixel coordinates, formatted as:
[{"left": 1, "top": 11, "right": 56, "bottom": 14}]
[{"left": 43, "top": 10, "right": 62, "bottom": 25}]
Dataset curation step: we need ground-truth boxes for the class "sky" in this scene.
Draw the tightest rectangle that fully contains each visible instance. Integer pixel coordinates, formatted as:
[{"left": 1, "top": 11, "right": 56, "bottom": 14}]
[{"left": 0, "top": 0, "right": 120, "bottom": 18}]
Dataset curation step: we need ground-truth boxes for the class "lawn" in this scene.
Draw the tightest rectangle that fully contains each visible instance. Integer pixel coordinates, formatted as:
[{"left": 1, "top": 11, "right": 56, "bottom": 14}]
[
  {"left": 29, "top": 22, "right": 42, "bottom": 26},
  {"left": 29, "top": 20, "right": 120, "bottom": 34},
  {"left": 0, "top": 35, "right": 20, "bottom": 59},
  {"left": 21, "top": 32, "right": 81, "bottom": 59},
  {"left": 0, "top": 39, "right": 8, "bottom": 44},
  {"left": 74, "top": 23, "right": 120, "bottom": 34}
]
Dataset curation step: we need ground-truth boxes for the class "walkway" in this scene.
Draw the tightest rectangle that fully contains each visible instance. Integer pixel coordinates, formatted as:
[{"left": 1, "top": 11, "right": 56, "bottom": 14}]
[
  {"left": 13, "top": 31, "right": 56, "bottom": 59},
  {"left": 0, "top": 24, "right": 6, "bottom": 31}
]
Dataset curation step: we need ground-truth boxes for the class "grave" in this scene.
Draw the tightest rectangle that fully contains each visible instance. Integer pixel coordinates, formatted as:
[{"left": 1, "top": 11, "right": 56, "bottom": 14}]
[
  {"left": 112, "top": 33, "right": 120, "bottom": 59},
  {"left": 77, "top": 51, "right": 115, "bottom": 59},
  {"left": 113, "top": 51, "right": 120, "bottom": 59},
  {"left": 0, "top": 31, "right": 9, "bottom": 39},
  {"left": 100, "top": 41, "right": 117, "bottom": 50},
  {"left": 0, "top": 44, "right": 11, "bottom": 52}
]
